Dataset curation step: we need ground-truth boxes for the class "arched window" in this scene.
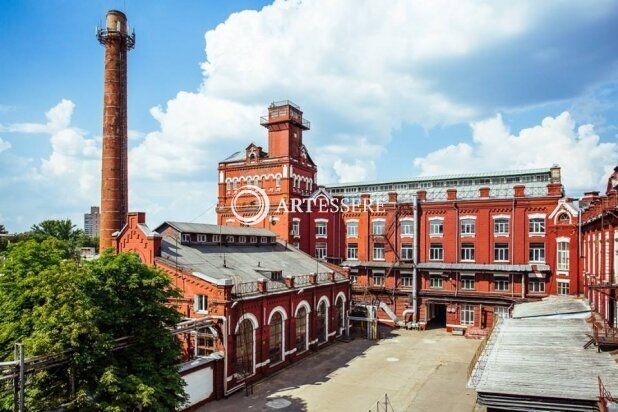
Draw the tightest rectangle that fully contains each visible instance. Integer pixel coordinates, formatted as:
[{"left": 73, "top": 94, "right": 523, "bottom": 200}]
[
  {"left": 247, "top": 177, "right": 252, "bottom": 186},
  {"left": 269, "top": 312, "right": 284, "bottom": 363},
  {"left": 235, "top": 319, "right": 254, "bottom": 376},
  {"left": 233, "top": 180, "right": 238, "bottom": 191},
  {"left": 336, "top": 298, "right": 345, "bottom": 336},
  {"left": 295, "top": 307, "right": 308, "bottom": 352},
  {"left": 276, "top": 175, "right": 282, "bottom": 188},
  {"left": 317, "top": 300, "right": 328, "bottom": 344},
  {"left": 226, "top": 181, "right": 231, "bottom": 192},
  {"left": 558, "top": 213, "right": 570, "bottom": 223}
]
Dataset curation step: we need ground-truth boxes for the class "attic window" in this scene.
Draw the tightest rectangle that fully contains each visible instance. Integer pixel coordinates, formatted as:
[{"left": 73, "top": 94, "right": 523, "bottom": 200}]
[
  {"left": 249, "top": 153, "right": 256, "bottom": 162},
  {"left": 558, "top": 213, "right": 570, "bottom": 222},
  {"left": 271, "top": 272, "right": 283, "bottom": 281}
]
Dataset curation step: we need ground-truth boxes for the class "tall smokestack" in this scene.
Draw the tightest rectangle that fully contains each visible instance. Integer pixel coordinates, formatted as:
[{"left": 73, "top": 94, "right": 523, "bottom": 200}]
[{"left": 96, "top": 10, "right": 135, "bottom": 251}]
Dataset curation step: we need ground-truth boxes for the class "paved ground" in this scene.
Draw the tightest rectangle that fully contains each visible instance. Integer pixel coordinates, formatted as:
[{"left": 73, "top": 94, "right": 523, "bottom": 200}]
[{"left": 205, "top": 328, "right": 480, "bottom": 412}]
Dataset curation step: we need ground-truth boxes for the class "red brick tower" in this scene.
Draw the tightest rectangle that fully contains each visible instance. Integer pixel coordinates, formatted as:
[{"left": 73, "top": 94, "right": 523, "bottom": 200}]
[{"left": 96, "top": 10, "right": 135, "bottom": 251}]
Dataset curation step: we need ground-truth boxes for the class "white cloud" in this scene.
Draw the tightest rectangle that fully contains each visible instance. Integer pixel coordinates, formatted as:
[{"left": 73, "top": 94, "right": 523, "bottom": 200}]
[
  {"left": 0, "top": 137, "right": 10, "bottom": 153},
  {"left": 414, "top": 112, "right": 618, "bottom": 192}
]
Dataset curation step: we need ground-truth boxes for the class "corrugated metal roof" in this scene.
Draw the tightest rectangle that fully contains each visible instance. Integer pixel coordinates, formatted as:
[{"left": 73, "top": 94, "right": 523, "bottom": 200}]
[
  {"left": 512, "top": 295, "right": 591, "bottom": 319},
  {"left": 325, "top": 168, "right": 551, "bottom": 188},
  {"left": 221, "top": 151, "right": 245, "bottom": 163},
  {"left": 469, "top": 317, "right": 618, "bottom": 402},
  {"left": 159, "top": 237, "right": 333, "bottom": 283},
  {"left": 159, "top": 222, "right": 275, "bottom": 237},
  {"left": 416, "top": 262, "right": 550, "bottom": 272}
]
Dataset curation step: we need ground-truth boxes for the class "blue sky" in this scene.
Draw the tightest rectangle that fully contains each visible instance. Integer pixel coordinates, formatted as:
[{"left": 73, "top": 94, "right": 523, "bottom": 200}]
[{"left": 1, "top": 0, "right": 617, "bottom": 232}]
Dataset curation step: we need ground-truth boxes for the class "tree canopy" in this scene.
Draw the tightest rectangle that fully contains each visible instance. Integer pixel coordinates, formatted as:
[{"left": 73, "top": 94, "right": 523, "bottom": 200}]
[{"left": 0, "top": 238, "right": 186, "bottom": 411}]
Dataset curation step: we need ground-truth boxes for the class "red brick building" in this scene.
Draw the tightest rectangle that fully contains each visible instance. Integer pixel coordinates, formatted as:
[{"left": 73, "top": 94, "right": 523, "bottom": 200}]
[
  {"left": 581, "top": 167, "right": 618, "bottom": 326},
  {"left": 217, "top": 101, "right": 582, "bottom": 337},
  {"left": 115, "top": 212, "right": 349, "bottom": 400}
]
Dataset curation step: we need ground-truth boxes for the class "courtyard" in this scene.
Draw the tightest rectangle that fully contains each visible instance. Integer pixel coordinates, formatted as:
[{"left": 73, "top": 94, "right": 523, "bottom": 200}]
[{"left": 205, "top": 328, "right": 481, "bottom": 411}]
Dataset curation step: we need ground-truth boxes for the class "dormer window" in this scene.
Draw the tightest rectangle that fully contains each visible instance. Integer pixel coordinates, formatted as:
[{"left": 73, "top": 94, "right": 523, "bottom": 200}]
[
  {"left": 271, "top": 271, "right": 283, "bottom": 281},
  {"left": 558, "top": 213, "right": 570, "bottom": 223}
]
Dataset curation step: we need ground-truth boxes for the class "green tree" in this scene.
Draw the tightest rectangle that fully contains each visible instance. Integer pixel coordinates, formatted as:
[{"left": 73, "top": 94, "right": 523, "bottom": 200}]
[
  {"left": 30, "top": 219, "right": 83, "bottom": 242},
  {"left": 0, "top": 241, "right": 186, "bottom": 411}
]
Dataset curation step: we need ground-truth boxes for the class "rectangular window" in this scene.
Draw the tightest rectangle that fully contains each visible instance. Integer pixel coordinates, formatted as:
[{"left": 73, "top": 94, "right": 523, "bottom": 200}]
[
  {"left": 461, "top": 244, "right": 475, "bottom": 261},
  {"left": 494, "top": 277, "right": 509, "bottom": 291},
  {"left": 460, "top": 219, "right": 475, "bottom": 235},
  {"left": 461, "top": 275, "right": 475, "bottom": 290},
  {"left": 494, "top": 243, "right": 509, "bottom": 262},
  {"left": 260, "top": 236, "right": 267, "bottom": 243},
  {"left": 430, "top": 276, "right": 443, "bottom": 289},
  {"left": 347, "top": 221, "right": 358, "bottom": 237},
  {"left": 529, "top": 279, "right": 545, "bottom": 293},
  {"left": 292, "top": 220, "right": 300, "bottom": 237},
  {"left": 250, "top": 236, "right": 257, "bottom": 244},
  {"left": 212, "top": 234, "right": 220, "bottom": 243},
  {"left": 315, "top": 221, "right": 327, "bottom": 237},
  {"left": 494, "top": 307, "right": 509, "bottom": 319},
  {"left": 195, "top": 331, "right": 215, "bottom": 357},
  {"left": 461, "top": 304, "right": 474, "bottom": 325},
  {"left": 400, "top": 275, "right": 413, "bottom": 287},
  {"left": 372, "top": 220, "right": 385, "bottom": 236},
  {"left": 429, "top": 220, "right": 443, "bottom": 235},
  {"left": 182, "top": 233, "right": 191, "bottom": 242},
  {"left": 197, "top": 234, "right": 207, "bottom": 243},
  {"left": 238, "top": 236, "right": 246, "bottom": 243},
  {"left": 194, "top": 295, "right": 208, "bottom": 313},
  {"left": 558, "top": 281, "right": 569, "bottom": 295},
  {"left": 373, "top": 243, "right": 385, "bottom": 260},
  {"left": 529, "top": 243, "right": 545, "bottom": 263},
  {"left": 529, "top": 217, "right": 545, "bottom": 235},
  {"left": 494, "top": 218, "right": 509, "bottom": 235},
  {"left": 226, "top": 235, "right": 235, "bottom": 243},
  {"left": 315, "top": 244, "right": 327, "bottom": 260},
  {"left": 350, "top": 274, "right": 358, "bottom": 284},
  {"left": 557, "top": 241, "right": 569, "bottom": 271},
  {"left": 429, "top": 243, "right": 443, "bottom": 261},
  {"left": 373, "top": 274, "right": 384, "bottom": 286},
  {"left": 401, "top": 243, "right": 414, "bottom": 260},
  {"left": 347, "top": 243, "right": 358, "bottom": 260},
  {"left": 401, "top": 220, "right": 414, "bottom": 236}
]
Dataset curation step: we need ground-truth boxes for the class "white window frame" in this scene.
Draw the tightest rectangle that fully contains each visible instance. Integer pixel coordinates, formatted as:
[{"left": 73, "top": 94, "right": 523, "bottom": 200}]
[
  {"left": 226, "top": 235, "right": 235, "bottom": 243},
  {"left": 315, "top": 244, "right": 327, "bottom": 260},
  {"left": 529, "top": 215, "right": 546, "bottom": 235},
  {"left": 460, "top": 244, "right": 475, "bottom": 262},
  {"left": 292, "top": 219, "right": 300, "bottom": 237},
  {"left": 461, "top": 275, "right": 475, "bottom": 290},
  {"left": 250, "top": 236, "right": 257, "bottom": 244},
  {"left": 401, "top": 243, "right": 414, "bottom": 260},
  {"left": 557, "top": 280, "right": 570, "bottom": 295},
  {"left": 238, "top": 236, "right": 246, "bottom": 244},
  {"left": 195, "top": 294, "right": 208, "bottom": 313},
  {"left": 557, "top": 239, "right": 570, "bottom": 272},
  {"left": 212, "top": 234, "right": 220, "bottom": 243},
  {"left": 197, "top": 234, "right": 207, "bottom": 243},
  {"left": 430, "top": 275, "right": 443, "bottom": 289},
  {"left": 372, "top": 272, "right": 384, "bottom": 286},
  {"left": 373, "top": 243, "right": 385, "bottom": 260},
  {"left": 315, "top": 220, "right": 328, "bottom": 238},
  {"left": 347, "top": 243, "right": 358, "bottom": 260},
  {"left": 460, "top": 217, "right": 476, "bottom": 236},
  {"left": 372, "top": 219, "right": 385, "bottom": 236},
  {"left": 529, "top": 279, "right": 545, "bottom": 293},
  {"left": 182, "top": 233, "right": 191, "bottom": 242},
  {"left": 494, "top": 243, "right": 509, "bottom": 262},
  {"left": 400, "top": 219, "right": 414, "bottom": 236},
  {"left": 493, "top": 217, "right": 509, "bottom": 236},
  {"left": 346, "top": 220, "right": 358, "bottom": 237},
  {"left": 400, "top": 275, "right": 413, "bottom": 287},
  {"left": 460, "top": 304, "right": 474, "bottom": 326},
  {"left": 260, "top": 236, "right": 267, "bottom": 243},
  {"left": 529, "top": 243, "right": 545, "bottom": 263},
  {"left": 494, "top": 307, "right": 509, "bottom": 319},
  {"left": 429, "top": 218, "right": 444, "bottom": 236},
  {"left": 494, "top": 277, "right": 509, "bottom": 291},
  {"left": 429, "top": 243, "right": 443, "bottom": 261}
]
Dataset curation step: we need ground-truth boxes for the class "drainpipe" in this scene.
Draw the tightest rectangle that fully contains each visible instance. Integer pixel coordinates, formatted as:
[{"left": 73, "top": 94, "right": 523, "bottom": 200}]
[
  {"left": 454, "top": 202, "right": 459, "bottom": 297},
  {"left": 209, "top": 315, "right": 231, "bottom": 396},
  {"left": 412, "top": 195, "right": 419, "bottom": 322},
  {"left": 578, "top": 208, "right": 582, "bottom": 296}
]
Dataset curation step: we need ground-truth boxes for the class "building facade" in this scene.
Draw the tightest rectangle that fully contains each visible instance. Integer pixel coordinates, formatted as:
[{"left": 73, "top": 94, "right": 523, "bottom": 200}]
[
  {"left": 216, "top": 101, "right": 582, "bottom": 337},
  {"left": 581, "top": 167, "right": 618, "bottom": 327},
  {"left": 115, "top": 212, "right": 350, "bottom": 399},
  {"left": 84, "top": 206, "right": 100, "bottom": 238}
]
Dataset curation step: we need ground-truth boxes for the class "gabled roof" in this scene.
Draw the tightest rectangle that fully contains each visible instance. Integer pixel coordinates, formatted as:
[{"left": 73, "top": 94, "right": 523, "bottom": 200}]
[{"left": 156, "top": 221, "right": 276, "bottom": 237}]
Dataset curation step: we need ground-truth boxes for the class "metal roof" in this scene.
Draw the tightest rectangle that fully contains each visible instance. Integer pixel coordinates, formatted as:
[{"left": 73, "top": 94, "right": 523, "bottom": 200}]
[
  {"left": 512, "top": 295, "right": 591, "bottom": 319},
  {"left": 221, "top": 150, "right": 247, "bottom": 163},
  {"left": 158, "top": 222, "right": 275, "bottom": 237},
  {"left": 469, "top": 317, "right": 618, "bottom": 405},
  {"left": 325, "top": 168, "right": 552, "bottom": 188},
  {"left": 416, "top": 262, "right": 550, "bottom": 272},
  {"left": 159, "top": 237, "right": 332, "bottom": 284}
]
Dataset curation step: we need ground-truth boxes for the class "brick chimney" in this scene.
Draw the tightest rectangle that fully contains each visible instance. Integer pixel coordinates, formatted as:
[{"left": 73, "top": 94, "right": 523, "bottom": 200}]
[
  {"left": 447, "top": 188, "right": 457, "bottom": 201},
  {"left": 417, "top": 190, "right": 427, "bottom": 201},
  {"left": 388, "top": 192, "right": 398, "bottom": 203},
  {"left": 513, "top": 185, "right": 525, "bottom": 198},
  {"left": 479, "top": 187, "right": 490, "bottom": 198}
]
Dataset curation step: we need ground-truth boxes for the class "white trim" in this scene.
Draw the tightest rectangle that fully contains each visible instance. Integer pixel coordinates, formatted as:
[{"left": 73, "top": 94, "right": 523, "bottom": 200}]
[
  {"left": 335, "top": 291, "right": 347, "bottom": 304},
  {"left": 316, "top": 296, "right": 330, "bottom": 344},
  {"left": 234, "top": 313, "right": 258, "bottom": 376},
  {"left": 528, "top": 213, "right": 546, "bottom": 219},
  {"left": 428, "top": 216, "right": 445, "bottom": 221},
  {"left": 309, "top": 339, "right": 318, "bottom": 345},
  {"left": 284, "top": 348, "right": 297, "bottom": 356},
  {"left": 557, "top": 279, "right": 571, "bottom": 283},
  {"left": 345, "top": 219, "right": 359, "bottom": 223},
  {"left": 371, "top": 218, "right": 386, "bottom": 222},
  {"left": 192, "top": 271, "right": 233, "bottom": 286},
  {"left": 314, "top": 218, "right": 329, "bottom": 223},
  {"left": 492, "top": 214, "right": 510, "bottom": 220},
  {"left": 317, "top": 295, "right": 331, "bottom": 308},
  {"left": 556, "top": 236, "right": 571, "bottom": 243},
  {"left": 328, "top": 331, "right": 337, "bottom": 337},
  {"left": 447, "top": 324, "right": 469, "bottom": 329},
  {"left": 267, "top": 306, "right": 289, "bottom": 323},
  {"left": 400, "top": 216, "right": 414, "bottom": 221},
  {"left": 459, "top": 215, "right": 477, "bottom": 220},
  {"left": 295, "top": 300, "right": 312, "bottom": 316},
  {"left": 292, "top": 217, "right": 301, "bottom": 222}
]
